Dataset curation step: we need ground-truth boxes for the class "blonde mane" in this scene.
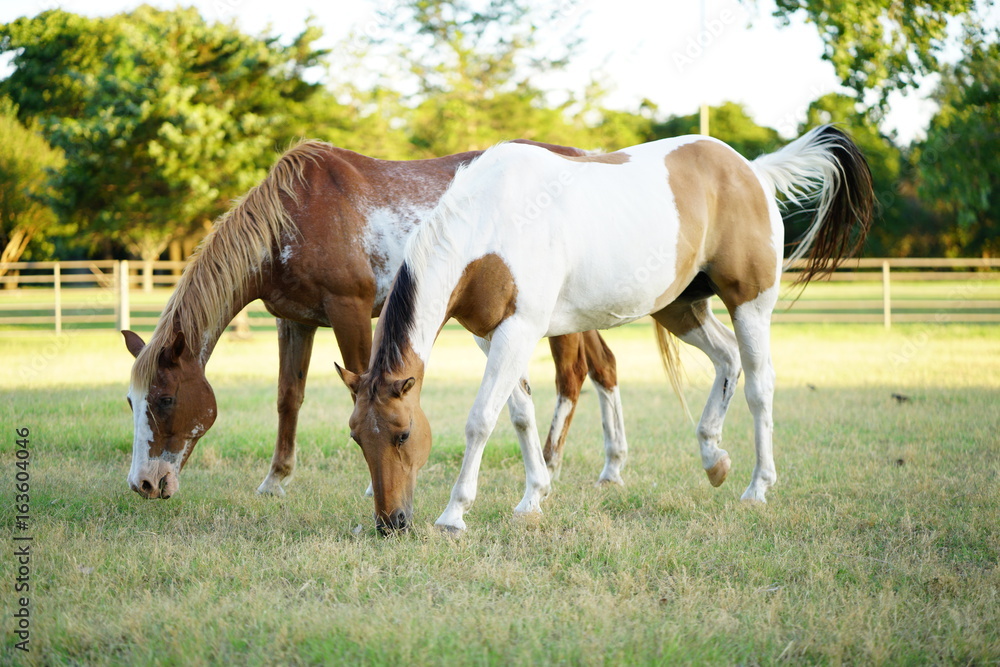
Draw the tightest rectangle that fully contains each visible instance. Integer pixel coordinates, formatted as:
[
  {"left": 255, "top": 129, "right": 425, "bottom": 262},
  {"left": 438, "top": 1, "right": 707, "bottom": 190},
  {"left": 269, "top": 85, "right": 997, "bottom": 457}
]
[{"left": 130, "top": 140, "right": 330, "bottom": 390}]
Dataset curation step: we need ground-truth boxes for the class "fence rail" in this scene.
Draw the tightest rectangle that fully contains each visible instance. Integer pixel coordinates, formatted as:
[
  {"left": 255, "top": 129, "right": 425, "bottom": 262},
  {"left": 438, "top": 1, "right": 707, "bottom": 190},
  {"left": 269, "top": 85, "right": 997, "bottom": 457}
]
[{"left": 0, "top": 258, "right": 997, "bottom": 334}]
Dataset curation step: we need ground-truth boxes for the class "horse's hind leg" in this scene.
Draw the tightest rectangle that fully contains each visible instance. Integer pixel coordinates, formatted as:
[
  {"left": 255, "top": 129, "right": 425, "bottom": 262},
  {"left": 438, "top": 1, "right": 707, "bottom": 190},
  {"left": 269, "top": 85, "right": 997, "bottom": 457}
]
[
  {"left": 582, "top": 331, "right": 628, "bottom": 486},
  {"left": 728, "top": 289, "right": 779, "bottom": 502},
  {"left": 543, "top": 334, "right": 588, "bottom": 480},
  {"left": 653, "top": 299, "right": 741, "bottom": 488},
  {"left": 258, "top": 318, "right": 317, "bottom": 496}
]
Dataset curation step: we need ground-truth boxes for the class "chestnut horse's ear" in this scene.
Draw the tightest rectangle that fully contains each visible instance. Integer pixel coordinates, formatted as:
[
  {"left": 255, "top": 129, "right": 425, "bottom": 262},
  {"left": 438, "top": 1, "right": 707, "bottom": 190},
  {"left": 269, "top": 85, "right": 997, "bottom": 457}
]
[
  {"left": 391, "top": 377, "right": 416, "bottom": 398},
  {"left": 122, "top": 330, "right": 146, "bottom": 359},
  {"left": 335, "top": 363, "right": 361, "bottom": 397},
  {"left": 158, "top": 330, "right": 187, "bottom": 367}
]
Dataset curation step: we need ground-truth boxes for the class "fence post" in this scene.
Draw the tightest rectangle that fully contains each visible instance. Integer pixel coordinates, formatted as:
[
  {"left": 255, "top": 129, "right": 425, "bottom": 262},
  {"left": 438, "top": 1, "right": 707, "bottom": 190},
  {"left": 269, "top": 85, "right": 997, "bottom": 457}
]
[
  {"left": 54, "top": 262, "right": 62, "bottom": 335},
  {"left": 119, "top": 259, "right": 130, "bottom": 331},
  {"left": 882, "top": 260, "right": 891, "bottom": 330},
  {"left": 143, "top": 260, "right": 153, "bottom": 293}
]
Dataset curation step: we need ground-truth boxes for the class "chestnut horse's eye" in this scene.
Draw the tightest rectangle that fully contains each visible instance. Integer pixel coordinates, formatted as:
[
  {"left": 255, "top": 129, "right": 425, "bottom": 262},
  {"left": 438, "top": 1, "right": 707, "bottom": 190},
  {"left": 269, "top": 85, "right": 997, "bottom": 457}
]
[
  {"left": 397, "top": 431, "right": 410, "bottom": 446},
  {"left": 158, "top": 396, "right": 175, "bottom": 409}
]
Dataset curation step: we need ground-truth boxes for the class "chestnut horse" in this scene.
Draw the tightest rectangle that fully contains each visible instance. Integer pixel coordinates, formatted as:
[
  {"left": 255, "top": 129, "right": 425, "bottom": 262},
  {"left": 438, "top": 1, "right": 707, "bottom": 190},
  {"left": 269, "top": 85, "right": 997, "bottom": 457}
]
[
  {"left": 121, "top": 140, "right": 627, "bottom": 500},
  {"left": 340, "top": 125, "right": 874, "bottom": 533}
]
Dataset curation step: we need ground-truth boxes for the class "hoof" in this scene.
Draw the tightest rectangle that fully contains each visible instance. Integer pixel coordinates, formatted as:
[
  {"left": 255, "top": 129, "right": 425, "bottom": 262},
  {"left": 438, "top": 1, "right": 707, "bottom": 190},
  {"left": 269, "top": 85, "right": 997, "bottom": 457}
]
[
  {"left": 596, "top": 474, "right": 625, "bottom": 487},
  {"left": 706, "top": 456, "right": 731, "bottom": 488},
  {"left": 740, "top": 486, "right": 768, "bottom": 503},
  {"left": 435, "top": 522, "right": 466, "bottom": 537},
  {"left": 256, "top": 480, "right": 286, "bottom": 497}
]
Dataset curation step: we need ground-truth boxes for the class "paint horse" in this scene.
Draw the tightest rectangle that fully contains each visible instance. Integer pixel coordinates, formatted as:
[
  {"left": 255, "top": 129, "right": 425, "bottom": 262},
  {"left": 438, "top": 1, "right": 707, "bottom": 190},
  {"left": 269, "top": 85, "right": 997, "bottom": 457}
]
[
  {"left": 121, "top": 140, "right": 628, "bottom": 500},
  {"left": 340, "top": 125, "right": 874, "bottom": 533}
]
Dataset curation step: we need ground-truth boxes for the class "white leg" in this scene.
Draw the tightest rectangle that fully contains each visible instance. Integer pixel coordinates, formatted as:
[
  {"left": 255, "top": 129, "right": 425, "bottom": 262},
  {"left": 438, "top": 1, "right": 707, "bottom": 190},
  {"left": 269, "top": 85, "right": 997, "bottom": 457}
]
[
  {"left": 677, "top": 310, "right": 742, "bottom": 486},
  {"left": 731, "top": 291, "right": 778, "bottom": 502},
  {"left": 470, "top": 336, "right": 551, "bottom": 514},
  {"left": 544, "top": 394, "right": 575, "bottom": 480},
  {"left": 593, "top": 383, "right": 628, "bottom": 485},
  {"left": 436, "top": 325, "right": 549, "bottom": 531}
]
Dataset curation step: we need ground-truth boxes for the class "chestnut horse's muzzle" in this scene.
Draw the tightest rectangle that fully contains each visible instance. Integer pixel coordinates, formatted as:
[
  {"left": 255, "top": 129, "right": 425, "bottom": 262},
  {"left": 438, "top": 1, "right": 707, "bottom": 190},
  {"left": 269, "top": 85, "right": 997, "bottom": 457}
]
[{"left": 129, "top": 467, "right": 178, "bottom": 499}]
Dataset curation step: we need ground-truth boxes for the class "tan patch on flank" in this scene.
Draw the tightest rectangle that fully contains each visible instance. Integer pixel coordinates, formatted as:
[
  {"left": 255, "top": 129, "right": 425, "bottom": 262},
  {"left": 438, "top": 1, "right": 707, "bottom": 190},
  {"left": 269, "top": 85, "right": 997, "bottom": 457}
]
[
  {"left": 663, "top": 141, "right": 776, "bottom": 311},
  {"left": 447, "top": 253, "right": 518, "bottom": 338},
  {"left": 557, "top": 151, "right": 630, "bottom": 165}
]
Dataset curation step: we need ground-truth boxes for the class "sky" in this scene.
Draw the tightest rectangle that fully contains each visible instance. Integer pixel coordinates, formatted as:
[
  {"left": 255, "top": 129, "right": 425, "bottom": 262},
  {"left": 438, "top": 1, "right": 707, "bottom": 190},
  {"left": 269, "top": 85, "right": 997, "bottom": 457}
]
[{"left": 1, "top": 0, "right": 947, "bottom": 144}]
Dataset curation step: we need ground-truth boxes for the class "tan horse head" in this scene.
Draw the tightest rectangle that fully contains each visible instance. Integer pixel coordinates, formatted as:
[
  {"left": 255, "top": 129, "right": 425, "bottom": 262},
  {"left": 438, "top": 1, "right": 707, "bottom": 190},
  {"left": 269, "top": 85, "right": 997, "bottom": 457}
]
[
  {"left": 338, "top": 362, "right": 431, "bottom": 534},
  {"left": 123, "top": 328, "right": 217, "bottom": 498}
]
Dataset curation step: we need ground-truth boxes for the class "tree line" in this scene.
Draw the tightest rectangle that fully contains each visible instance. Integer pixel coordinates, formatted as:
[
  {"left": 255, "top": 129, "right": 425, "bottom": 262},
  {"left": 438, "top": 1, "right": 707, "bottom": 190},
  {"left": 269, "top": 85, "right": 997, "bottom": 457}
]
[{"left": 1, "top": 0, "right": 996, "bottom": 268}]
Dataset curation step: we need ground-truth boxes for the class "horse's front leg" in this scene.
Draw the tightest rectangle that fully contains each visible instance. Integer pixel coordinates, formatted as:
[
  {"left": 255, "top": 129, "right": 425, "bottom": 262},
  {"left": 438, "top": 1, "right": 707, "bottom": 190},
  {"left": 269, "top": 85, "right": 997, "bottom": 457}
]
[
  {"left": 436, "top": 321, "right": 550, "bottom": 532},
  {"left": 258, "top": 318, "right": 317, "bottom": 496},
  {"left": 473, "top": 335, "right": 551, "bottom": 511}
]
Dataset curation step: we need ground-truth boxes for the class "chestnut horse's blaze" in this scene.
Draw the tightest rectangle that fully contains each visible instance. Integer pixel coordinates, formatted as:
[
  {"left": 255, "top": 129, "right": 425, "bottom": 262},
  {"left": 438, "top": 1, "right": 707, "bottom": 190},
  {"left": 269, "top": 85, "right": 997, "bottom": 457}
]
[
  {"left": 345, "top": 126, "right": 874, "bottom": 533},
  {"left": 123, "top": 140, "right": 629, "bottom": 501}
]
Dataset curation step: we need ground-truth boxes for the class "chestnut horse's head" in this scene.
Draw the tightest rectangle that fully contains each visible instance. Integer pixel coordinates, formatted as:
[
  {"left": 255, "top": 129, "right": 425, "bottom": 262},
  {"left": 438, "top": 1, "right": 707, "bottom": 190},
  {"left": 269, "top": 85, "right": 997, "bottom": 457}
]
[
  {"left": 122, "top": 329, "right": 217, "bottom": 499},
  {"left": 338, "top": 364, "right": 431, "bottom": 534}
]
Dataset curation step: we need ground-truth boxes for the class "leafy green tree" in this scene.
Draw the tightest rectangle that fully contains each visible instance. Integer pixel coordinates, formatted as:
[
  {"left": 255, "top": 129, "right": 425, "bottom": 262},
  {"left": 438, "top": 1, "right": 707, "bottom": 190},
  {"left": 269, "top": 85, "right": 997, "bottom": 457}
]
[
  {"left": 759, "top": 0, "right": 982, "bottom": 103},
  {"left": 0, "top": 100, "right": 66, "bottom": 271},
  {"left": 914, "top": 25, "right": 1000, "bottom": 256},
  {"left": 650, "top": 101, "right": 782, "bottom": 157},
  {"left": 373, "top": 0, "right": 602, "bottom": 155},
  {"left": 1, "top": 7, "right": 330, "bottom": 261}
]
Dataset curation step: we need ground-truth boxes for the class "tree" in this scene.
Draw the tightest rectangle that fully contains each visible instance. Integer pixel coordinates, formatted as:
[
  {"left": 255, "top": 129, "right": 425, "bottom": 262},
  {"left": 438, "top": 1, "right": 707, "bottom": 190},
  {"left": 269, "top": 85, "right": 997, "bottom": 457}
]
[
  {"left": 373, "top": 0, "right": 602, "bottom": 155},
  {"left": 1, "top": 7, "right": 330, "bottom": 261},
  {"left": 759, "top": 0, "right": 983, "bottom": 103},
  {"left": 650, "top": 101, "right": 782, "bottom": 157},
  {"left": 0, "top": 100, "right": 65, "bottom": 272},
  {"left": 914, "top": 25, "right": 1000, "bottom": 256}
]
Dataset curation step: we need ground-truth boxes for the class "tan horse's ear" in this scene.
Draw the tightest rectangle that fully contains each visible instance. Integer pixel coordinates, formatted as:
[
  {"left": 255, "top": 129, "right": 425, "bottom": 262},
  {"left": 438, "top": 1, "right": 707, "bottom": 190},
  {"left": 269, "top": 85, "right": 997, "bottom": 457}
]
[
  {"left": 335, "top": 363, "right": 362, "bottom": 397},
  {"left": 391, "top": 377, "right": 416, "bottom": 398},
  {"left": 122, "top": 330, "right": 146, "bottom": 359}
]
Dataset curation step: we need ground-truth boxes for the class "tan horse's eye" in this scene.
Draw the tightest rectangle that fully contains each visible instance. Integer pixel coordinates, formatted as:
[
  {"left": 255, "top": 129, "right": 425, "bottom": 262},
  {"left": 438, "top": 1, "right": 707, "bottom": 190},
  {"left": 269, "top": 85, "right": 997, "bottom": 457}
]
[{"left": 397, "top": 431, "right": 410, "bottom": 446}]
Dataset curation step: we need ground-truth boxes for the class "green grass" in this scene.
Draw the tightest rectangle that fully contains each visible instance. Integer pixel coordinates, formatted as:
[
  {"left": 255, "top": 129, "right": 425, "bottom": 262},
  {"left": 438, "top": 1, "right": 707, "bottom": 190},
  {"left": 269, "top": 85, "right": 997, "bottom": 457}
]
[{"left": 2, "top": 322, "right": 999, "bottom": 665}]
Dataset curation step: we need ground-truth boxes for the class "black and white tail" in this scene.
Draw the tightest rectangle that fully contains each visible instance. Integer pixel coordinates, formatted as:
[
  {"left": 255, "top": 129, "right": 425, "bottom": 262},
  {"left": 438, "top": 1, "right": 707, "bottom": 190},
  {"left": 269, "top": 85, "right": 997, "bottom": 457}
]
[{"left": 753, "top": 125, "right": 875, "bottom": 284}]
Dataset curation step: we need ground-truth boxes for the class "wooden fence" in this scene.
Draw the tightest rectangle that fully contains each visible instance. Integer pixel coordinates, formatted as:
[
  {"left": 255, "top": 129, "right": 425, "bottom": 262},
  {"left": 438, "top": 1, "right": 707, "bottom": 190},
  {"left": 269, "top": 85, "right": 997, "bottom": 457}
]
[{"left": 0, "top": 257, "right": 997, "bottom": 334}]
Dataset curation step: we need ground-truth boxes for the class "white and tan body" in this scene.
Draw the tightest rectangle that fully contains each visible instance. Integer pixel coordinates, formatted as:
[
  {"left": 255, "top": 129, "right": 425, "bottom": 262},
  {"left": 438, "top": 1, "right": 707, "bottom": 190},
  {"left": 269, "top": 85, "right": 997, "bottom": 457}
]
[{"left": 345, "top": 126, "right": 873, "bottom": 533}]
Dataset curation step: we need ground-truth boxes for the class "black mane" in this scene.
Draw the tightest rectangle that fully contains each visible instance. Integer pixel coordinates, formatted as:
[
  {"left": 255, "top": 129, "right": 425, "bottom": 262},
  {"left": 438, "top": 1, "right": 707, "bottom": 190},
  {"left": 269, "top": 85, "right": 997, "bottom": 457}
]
[{"left": 370, "top": 261, "right": 418, "bottom": 379}]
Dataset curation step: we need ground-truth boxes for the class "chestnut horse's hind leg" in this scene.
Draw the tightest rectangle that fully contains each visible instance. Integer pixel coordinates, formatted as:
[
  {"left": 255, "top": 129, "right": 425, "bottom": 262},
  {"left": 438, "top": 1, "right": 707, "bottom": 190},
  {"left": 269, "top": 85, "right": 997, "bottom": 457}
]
[
  {"left": 258, "top": 318, "right": 317, "bottom": 496},
  {"left": 653, "top": 299, "right": 741, "bottom": 488},
  {"left": 543, "top": 334, "right": 588, "bottom": 480},
  {"left": 543, "top": 332, "right": 628, "bottom": 485},
  {"left": 582, "top": 330, "right": 628, "bottom": 486}
]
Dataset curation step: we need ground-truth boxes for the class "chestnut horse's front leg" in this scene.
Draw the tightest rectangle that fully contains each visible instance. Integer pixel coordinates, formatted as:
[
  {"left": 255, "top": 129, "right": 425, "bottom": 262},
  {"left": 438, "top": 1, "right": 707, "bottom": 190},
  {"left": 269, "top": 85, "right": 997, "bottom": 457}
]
[
  {"left": 258, "top": 318, "right": 317, "bottom": 496},
  {"left": 435, "top": 319, "right": 550, "bottom": 533}
]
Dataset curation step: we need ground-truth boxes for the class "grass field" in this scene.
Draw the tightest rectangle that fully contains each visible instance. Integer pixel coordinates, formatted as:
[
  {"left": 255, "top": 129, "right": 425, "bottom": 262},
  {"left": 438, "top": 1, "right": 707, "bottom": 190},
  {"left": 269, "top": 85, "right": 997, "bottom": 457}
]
[{"left": 2, "top": 320, "right": 999, "bottom": 665}]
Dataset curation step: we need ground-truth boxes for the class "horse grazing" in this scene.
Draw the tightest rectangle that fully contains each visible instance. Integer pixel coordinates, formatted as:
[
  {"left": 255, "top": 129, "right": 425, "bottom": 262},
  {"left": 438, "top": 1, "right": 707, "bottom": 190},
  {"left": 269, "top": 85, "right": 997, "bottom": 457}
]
[
  {"left": 340, "top": 125, "right": 874, "bottom": 533},
  {"left": 121, "top": 140, "right": 628, "bottom": 500}
]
